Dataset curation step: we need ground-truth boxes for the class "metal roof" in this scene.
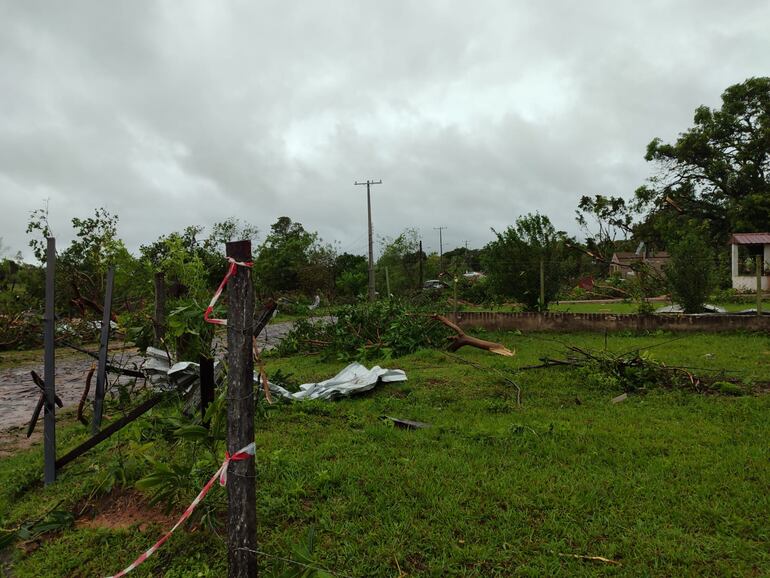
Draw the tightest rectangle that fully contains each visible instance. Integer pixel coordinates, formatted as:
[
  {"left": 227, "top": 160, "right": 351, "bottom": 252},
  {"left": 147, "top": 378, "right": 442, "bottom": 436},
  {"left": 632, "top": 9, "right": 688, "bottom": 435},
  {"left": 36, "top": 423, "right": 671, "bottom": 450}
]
[{"left": 730, "top": 233, "right": 770, "bottom": 245}]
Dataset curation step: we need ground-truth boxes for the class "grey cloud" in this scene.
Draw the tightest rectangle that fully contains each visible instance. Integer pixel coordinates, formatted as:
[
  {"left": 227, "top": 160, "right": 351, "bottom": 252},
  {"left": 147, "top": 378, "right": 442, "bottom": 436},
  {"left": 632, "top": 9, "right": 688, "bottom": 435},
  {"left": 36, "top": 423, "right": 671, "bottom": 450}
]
[{"left": 0, "top": 0, "right": 768, "bottom": 260}]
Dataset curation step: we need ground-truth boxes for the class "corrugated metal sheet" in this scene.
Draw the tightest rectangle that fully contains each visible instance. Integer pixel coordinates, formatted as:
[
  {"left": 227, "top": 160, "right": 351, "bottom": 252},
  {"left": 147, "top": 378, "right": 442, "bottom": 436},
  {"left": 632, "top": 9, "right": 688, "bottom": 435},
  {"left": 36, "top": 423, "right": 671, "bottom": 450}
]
[{"left": 730, "top": 233, "right": 770, "bottom": 245}]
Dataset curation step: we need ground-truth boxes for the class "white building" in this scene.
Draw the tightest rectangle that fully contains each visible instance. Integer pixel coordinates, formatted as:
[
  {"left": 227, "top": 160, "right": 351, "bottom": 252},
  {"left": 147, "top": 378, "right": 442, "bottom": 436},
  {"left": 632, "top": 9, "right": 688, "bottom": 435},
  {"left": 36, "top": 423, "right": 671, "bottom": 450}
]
[{"left": 730, "top": 233, "right": 770, "bottom": 290}]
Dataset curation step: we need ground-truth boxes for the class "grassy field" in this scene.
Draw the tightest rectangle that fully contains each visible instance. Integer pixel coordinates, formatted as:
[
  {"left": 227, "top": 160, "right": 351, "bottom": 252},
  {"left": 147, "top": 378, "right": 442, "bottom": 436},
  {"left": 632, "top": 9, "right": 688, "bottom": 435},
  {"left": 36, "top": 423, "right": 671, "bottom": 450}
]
[{"left": 2, "top": 331, "right": 770, "bottom": 576}]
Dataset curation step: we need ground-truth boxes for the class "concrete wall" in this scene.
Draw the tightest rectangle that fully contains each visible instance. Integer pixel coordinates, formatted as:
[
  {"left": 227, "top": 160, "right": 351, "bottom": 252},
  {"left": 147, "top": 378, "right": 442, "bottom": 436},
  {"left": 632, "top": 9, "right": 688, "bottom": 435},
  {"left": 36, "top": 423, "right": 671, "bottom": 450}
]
[
  {"left": 456, "top": 311, "right": 770, "bottom": 333},
  {"left": 732, "top": 276, "right": 769, "bottom": 291}
]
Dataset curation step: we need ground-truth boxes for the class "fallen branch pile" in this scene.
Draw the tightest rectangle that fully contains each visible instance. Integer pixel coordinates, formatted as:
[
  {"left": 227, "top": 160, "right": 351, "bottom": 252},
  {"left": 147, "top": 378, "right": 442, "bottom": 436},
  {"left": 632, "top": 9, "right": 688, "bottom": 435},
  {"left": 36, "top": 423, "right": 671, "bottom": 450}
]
[
  {"left": 276, "top": 301, "right": 514, "bottom": 361},
  {"left": 524, "top": 343, "right": 741, "bottom": 394}
]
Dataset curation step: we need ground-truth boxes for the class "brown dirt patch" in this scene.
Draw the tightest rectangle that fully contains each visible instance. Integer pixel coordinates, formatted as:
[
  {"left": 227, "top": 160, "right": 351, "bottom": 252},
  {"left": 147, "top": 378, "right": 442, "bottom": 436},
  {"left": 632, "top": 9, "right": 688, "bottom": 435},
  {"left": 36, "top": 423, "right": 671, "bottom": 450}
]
[{"left": 76, "top": 488, "right": 177, "bottom": 531}]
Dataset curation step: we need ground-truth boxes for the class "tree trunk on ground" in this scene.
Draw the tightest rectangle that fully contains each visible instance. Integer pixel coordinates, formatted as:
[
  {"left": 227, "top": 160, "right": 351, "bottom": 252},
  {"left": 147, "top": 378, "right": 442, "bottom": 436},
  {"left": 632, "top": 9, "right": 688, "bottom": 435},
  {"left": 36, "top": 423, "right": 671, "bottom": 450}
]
[{"left": 432, "top": 314, "right": 514, "bottom": 356}]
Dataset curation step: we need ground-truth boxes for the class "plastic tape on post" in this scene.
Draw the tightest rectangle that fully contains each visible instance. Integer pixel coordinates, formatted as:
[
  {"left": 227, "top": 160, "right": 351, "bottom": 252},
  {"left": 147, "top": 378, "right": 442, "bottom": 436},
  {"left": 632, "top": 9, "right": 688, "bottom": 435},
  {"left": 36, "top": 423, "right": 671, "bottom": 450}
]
[
  {"left": 203, "top": 257, "right": 253, "bottom": 326},
  {"left": 104, "top": 443, "right": 255, "bottom": 578}
]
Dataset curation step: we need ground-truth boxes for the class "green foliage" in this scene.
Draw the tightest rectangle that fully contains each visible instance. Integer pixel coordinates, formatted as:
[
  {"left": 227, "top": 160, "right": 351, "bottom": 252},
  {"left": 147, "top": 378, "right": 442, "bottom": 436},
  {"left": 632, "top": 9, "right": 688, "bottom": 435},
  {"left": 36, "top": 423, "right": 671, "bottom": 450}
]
[
  {"left": 25, "top": 202, "right": 53, "bottom": 263},
  {"left": 376, "top": 228, "right": 423, "bottom": 295},
  {"left": 636, "top": 77, "right": 770, "bottom": 246},
  {"left": 276, "top": 300, "right": 451, "bottom": 360},
  {"left": 166, "top": 302, "right": 217, "bottom": 361},
  {"left": 575, "top": 194, "right": 635, "bottom": 271},
  {"left": 455, "top": 275, "right": 496, "bottom": 304},
  {"left": 482, "top": 213, "right": 569, "bottom": 311},
  {"left": 255, "top": 217, "right": 319, "bottom": 294},
  {"left": 277, "top": 527, "right": 333, "bottom": 578},
  {"left": 665, "top": 227, "right": 715, "bottom": 313},
  {"left": 0, "top": 510, "right": 74, "bottom": 551}
]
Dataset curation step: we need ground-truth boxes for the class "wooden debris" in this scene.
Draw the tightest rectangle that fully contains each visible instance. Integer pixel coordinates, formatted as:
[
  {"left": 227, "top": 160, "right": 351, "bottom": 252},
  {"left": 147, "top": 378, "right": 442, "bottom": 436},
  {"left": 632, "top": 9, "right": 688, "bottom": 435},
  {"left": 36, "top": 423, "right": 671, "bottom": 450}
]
[
  {"left": 432, "top": 314, "right": 514, "bottom": 357},
  {"left": 381, "top": 415, "right": 431, "bottom": 429},
  {"left": 77, "top": 364, "right": 96, "bottom": 426},
  {"left": 558, "top": 553, "right": 621, "bottom": 566}
]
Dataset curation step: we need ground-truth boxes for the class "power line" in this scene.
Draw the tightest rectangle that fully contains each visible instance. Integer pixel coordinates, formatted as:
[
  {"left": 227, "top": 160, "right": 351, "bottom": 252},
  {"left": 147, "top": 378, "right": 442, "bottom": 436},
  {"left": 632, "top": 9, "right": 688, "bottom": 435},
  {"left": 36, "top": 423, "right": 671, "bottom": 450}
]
[{"left": 354, "top": 179, "right": 382, "bottom": 301}]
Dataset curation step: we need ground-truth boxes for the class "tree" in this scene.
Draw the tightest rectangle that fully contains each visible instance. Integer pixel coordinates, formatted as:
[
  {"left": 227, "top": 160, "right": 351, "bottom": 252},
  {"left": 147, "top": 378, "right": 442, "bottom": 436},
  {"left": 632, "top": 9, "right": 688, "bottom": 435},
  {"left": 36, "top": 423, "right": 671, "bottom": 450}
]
[
  {"left": 254, "top": 217, "right": 318, "bottom": 294},
  {"left": 376, "top": 229, "right": 422, "bottom": 295},
  {"left": 333, "top": 253, "right": 368, "bottom": 300},
  {"left": 482, "top": 213, "right": 568, "bottom": 311},
  {"left": 636, "top": 77, "right": 770, "bottom": 245},
  {"left": 575, "top": 194, "right": 635, "bottom": 272},
  {"left": 665, "top": 226, "right": 715, "bottom": 313},
  {"left": 27, "top": 206, "right": 138, "bottom": 315}
]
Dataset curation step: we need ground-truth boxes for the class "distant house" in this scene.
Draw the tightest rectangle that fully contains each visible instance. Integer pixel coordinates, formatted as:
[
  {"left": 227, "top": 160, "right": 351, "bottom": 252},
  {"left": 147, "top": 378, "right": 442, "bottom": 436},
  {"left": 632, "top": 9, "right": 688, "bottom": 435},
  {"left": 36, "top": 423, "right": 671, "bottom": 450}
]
[
  {"left": 729, "top": 233, "right": 770, "bottom": 290},
  {"left": 610, "top": 251, "right": 670, "bottom": 278}
]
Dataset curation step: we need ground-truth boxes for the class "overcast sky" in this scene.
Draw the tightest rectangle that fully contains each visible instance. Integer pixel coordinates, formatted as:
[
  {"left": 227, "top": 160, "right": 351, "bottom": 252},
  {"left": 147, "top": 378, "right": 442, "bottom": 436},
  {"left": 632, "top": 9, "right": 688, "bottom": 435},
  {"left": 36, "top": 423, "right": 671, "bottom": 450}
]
[{"left": 1, "top": 0, "right": 768, "bottom": 261}]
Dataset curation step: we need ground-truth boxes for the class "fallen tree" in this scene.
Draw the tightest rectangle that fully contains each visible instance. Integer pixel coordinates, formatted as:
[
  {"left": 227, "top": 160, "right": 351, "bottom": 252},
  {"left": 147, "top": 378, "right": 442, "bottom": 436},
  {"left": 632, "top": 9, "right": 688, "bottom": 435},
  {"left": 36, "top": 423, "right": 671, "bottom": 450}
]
[{"left": 276, "top": 300, "right": 515, "bottom": 360}]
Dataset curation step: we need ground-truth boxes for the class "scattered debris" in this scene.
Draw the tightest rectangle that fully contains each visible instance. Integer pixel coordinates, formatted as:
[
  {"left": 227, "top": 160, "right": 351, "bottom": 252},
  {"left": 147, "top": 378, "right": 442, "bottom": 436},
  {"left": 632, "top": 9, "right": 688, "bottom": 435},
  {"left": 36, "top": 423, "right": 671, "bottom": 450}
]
[
  {"left": 266, "top": 362, "right": 407, "bottom": 401},
  {"left": 380, "top": 416, "right": 431, "bottom": 429},
  {"left": 611, "top": 393, "right": 628, "bottom": 404},
  {"left": 656, "top": 303, "right": 727, "bottom": 314},
  {"left": 143, "top": 347, "right": 215, "bottom": 392},
  {"left": 26, "top": 371, "right": 64, "bottom": 438},
  {"left": 557, "top": 552, "right": 621, "bottom": 566},
  {"left": 523, "top": 341, "right": 743, "bottom": 394},
  {"left": 77, "top": 364, "right": 96, "bottom": 426}
]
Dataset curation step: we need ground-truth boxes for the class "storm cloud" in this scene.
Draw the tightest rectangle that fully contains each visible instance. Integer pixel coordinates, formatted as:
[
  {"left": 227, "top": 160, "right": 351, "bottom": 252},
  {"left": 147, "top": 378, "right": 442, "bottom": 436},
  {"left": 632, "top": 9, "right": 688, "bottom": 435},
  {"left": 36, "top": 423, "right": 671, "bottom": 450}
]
[{"left": 1, "top": 0, "right": 768, "bottom": 259}]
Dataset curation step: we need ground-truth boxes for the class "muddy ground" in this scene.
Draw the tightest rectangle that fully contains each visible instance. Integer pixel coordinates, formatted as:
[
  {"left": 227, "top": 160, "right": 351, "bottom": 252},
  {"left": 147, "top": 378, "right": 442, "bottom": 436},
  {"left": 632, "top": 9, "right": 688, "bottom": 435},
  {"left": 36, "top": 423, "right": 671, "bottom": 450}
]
[{"left": 0, "top": 320, "right": 302, "bottom": 438}]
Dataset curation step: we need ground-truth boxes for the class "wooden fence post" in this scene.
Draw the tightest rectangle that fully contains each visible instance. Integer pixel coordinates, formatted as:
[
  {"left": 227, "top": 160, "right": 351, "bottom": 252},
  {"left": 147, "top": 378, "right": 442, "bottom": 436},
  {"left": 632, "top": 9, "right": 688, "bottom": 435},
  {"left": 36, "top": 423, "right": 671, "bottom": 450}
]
[
  {"left": 756, "top": 255, "right": 762, "bottom": 316},
  {"left": 92, "top": 268, "right": 115, "bottom": 434},
  {"left": 43, "top": 237, "right": 56, "bottom": 485},
  {"left": 226, "top": 241, "right": 257, "bottom": 577}
]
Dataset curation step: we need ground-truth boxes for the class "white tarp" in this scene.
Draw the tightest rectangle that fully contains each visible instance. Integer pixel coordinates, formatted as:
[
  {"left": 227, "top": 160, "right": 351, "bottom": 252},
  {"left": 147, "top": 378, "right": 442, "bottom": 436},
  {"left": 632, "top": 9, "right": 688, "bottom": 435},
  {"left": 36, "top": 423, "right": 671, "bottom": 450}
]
[
  {"left": 266, "top": 362, "right": 407, "bottom": 401},
  {"left": 143, "top": 346, "right": 218, "bottom": 391}
]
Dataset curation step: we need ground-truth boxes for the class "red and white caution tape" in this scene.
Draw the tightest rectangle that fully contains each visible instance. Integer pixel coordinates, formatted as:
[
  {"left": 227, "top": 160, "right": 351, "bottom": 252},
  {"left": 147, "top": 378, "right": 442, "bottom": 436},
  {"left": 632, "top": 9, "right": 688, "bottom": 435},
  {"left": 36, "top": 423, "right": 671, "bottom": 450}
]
[
  {"left": 204, "top": 257, "right": 253, "bottom": 326},
  {"left": 105, "top": 442, "right": 255, "bottom": 578}
]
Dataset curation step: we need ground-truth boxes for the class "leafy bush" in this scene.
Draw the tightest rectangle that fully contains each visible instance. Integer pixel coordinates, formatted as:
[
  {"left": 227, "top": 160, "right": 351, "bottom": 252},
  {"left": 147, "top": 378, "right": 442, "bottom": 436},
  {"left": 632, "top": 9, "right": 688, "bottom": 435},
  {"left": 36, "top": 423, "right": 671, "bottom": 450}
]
[{"left": 665, "top": 228, "right": 714, "bottom": 313}]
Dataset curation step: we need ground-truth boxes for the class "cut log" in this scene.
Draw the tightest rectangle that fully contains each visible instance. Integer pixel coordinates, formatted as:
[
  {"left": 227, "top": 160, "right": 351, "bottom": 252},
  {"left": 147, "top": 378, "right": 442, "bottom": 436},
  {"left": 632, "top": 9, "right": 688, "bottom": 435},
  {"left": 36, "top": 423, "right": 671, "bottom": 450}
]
[{"left": 432, "top": 314, "right": 514, "bottom": 357}]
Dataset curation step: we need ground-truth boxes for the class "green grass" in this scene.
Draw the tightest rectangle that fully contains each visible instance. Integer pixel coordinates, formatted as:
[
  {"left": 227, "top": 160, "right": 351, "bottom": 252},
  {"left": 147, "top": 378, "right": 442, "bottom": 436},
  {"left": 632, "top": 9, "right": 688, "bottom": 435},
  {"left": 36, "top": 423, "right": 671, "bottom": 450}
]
[
  {"left": 2, "top": 332, "right": 770, "bottom": 576},
  {"left": 549, "top": 301, "right": 770, "bottom": 314}
]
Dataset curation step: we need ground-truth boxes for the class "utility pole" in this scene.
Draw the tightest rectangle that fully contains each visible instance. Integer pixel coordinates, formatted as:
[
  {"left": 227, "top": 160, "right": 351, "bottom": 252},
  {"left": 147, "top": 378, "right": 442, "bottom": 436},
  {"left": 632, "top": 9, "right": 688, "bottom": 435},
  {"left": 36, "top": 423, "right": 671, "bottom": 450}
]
[
  {"left": 539, "top": 257, "right": 546, "bottom": 312},
  {"left": 355, "top": 179, "right": 382, "bottom": 301},
  {"left": 434, "top": 226, "right": 447, "bottom": 272},
  {"left": 418, "top": 240, "right": 424, "bottom": 289}
]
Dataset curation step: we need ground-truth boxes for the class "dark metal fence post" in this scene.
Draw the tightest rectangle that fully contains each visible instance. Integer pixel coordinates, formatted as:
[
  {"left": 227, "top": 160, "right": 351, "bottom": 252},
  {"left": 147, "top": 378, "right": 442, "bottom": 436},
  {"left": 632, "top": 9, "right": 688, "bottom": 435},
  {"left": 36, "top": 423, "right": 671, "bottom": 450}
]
[
  {"left": 92, "top": 267, "right": 115, "bottom": 434},
  {"left": 154, "top": 271, "right": 166, "bottom": 346},
  {"left": 226, "top": 240, "right": 257, "bottom": 577},
  {"left": 199, "top": 355, "right": 215, "bottom": 427},
  {"left": 43, "top": 237, "right": 56, "bottom": 485}
]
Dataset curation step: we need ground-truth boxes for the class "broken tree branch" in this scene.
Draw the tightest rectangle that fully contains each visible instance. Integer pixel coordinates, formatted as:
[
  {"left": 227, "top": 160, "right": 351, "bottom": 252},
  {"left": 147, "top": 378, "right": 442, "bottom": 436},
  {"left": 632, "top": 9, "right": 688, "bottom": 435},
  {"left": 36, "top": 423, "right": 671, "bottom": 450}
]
[
  {"left": 77, "top": 364, "right": 96, "bottom": 426},
  {"left": 432, "top": 314, "right": 514, "bottom": 357}
]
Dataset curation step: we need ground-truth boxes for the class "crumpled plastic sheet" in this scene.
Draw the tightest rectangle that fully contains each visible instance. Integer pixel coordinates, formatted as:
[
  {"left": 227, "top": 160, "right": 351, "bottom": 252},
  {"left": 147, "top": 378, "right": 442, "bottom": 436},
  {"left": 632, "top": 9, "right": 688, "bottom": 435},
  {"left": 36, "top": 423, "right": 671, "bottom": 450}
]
[
  {"left": 144, "top": 346, "right": 219, "bottom": 392},
  {"left": 265, "top": 362, "right": 407, "bottom": 401}
]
